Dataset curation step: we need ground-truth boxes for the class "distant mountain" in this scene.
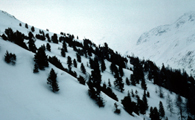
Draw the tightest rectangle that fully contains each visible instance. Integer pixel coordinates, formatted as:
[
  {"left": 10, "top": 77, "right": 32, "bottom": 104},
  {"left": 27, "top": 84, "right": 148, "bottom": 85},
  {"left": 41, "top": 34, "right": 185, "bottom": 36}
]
[
  {"left": 0, "top": 10, "right": 195, "bottom": 120},
  {"left": 129, "top": 12, "right": 195, "bottom": 75}
]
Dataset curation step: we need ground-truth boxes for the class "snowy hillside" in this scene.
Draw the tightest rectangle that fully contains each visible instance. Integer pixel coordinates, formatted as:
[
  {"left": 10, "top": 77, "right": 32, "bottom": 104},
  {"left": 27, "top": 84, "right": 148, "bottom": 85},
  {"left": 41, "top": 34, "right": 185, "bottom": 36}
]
[
  {"left": 0, "top": 10, "right": 194, "bottom": 120},
  {"left": 129, "top": 12, "right": 195, "bottom": 75}
]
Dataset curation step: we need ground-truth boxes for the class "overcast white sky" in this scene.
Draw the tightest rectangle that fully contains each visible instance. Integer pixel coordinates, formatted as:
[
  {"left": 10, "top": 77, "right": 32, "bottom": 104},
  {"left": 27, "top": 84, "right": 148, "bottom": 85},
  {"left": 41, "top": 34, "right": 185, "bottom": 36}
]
[{"left": 1, "top": 0, "right": 195, "bottom": 54}]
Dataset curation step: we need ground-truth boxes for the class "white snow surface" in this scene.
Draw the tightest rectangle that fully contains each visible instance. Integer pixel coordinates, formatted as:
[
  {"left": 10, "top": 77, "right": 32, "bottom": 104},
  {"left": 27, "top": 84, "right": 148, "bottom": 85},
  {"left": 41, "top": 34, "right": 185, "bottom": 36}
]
[
  {"left": 128, "top": 12, "right": 195, "bottom": 75},
  {"left": 0, "top": 10, "right": 183, "bottom": 120}
]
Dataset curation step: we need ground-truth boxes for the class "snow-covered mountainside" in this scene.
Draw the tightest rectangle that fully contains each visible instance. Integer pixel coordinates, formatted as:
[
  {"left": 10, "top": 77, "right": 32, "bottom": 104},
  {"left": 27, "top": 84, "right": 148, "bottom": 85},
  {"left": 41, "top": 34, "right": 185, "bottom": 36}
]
[
  {"left": 129, "top": 12, "right": 195, "bottom": 75},
  {"left": 0, "top": 10, "right": 194, "bottom": 120}
]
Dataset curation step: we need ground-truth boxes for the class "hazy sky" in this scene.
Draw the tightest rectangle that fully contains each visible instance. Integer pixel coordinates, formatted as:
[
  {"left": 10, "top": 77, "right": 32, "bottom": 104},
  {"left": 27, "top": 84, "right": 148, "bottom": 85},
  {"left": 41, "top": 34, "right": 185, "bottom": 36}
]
[{"left": 1, "top": 0, "right": 195, "bottom": 53}]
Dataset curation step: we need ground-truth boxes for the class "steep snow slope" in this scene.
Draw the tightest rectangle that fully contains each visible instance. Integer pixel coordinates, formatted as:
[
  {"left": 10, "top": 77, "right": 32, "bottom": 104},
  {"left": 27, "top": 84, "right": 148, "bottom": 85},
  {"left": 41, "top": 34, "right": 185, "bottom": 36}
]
[
  {"left": 0, "top": 10, "right": 184, "bottom": 120},
  {"left": 129, "top": 12, "right": 195, "bottom": 75}
]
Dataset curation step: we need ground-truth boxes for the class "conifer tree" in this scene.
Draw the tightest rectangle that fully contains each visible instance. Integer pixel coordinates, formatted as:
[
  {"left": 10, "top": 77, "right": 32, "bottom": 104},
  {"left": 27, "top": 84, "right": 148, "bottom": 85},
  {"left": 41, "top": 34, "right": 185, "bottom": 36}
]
[
  {"left": 80, "top": 63, "right": 86, "bottom": 74},
  {"left": 25, "top": 23, "right": 28, "bottom": 29},
  {"left": 61, "top": 48, "right": 65, "bottom": 57},
  {"left": 101, "top": 59, "right": 106, "bottom": 72},
  {"left": 176, "top": 94, "right": 184, "bottom": 119},
  {"left": 51, "top": 33, "right": 58, "bottom": 43},
  {"left": 126, "top": 77, "right": 130, "bottom": 85},
  {"left": 28, "top": 38, "right": 37, "bottom": 53},
  {"left": 166, "top": 93, "right": 173, "bottom": 116},
  {"left": 47, "top": 68, "right": 59, "bottom": 92},
  {"left": 67, "top": 56, "right": 72, "bottom": 68},
  {"left": 142, "top": 90, "right": 148, "bottom": 111},
  {"left": 119, "top": 66, "right": 124, "bottom": 77},
  {"left": 34, "top": 47, "right": 49, "bottom": 70},
  {"left": 76, "top": 53, "right": 81, "bottom": 63},
  {"left": 31, "top": 26, "right": 35, "bottom": 32},
  {"left": 33, "top": 64, "right": 39, "bottom": 73},
  {"left": 114, "top": 103, "right": 121, "bottom": 114},
  {"left": 141, "top": 78, "right": 147, "bottom": 90},
  {"left": 159, "top": 101, "right": 165, "bottom": 118},
  {"left": 150, "top": 107, "right": 160, "bottom": 120},
  {"left": 73, "top": 59, "right": 77, "bottom": 68},
  {"left": 46, "top": 43, "right": 51, "bottom": 51},
  {"left": 77, "top": 75, "right": 85, "bottom": 85},
  {"left": 62, "top": 41, "right": 68, "bottom": 52},
  {"left": 114, "top": 77, "right": 124, "bottom": 92}
]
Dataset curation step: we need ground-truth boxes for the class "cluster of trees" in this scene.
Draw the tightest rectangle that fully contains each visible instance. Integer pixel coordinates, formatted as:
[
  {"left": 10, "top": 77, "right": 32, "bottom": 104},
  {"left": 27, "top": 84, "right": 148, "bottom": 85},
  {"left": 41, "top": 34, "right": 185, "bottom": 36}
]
[
  {"left": 4, "top": 51, "right": 16, "bottom": 65},
  {"left": 2, "top": 28, "right": 28, "bottom": 50}
]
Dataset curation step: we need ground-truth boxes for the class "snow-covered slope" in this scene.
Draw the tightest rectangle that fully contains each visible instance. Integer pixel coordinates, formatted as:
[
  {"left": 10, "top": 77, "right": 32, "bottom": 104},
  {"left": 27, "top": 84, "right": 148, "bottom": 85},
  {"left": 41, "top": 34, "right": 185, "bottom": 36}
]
[
  {"left": 129, "top": 12, "right": 195, "bottom": 75},
  {"left": 0, "top": 10, "right": 186, "bottom": 120}
]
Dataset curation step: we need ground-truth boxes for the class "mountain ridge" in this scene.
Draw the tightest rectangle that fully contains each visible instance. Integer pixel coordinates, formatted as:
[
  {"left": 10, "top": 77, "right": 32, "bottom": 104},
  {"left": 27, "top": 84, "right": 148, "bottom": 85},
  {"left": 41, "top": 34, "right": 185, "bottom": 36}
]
[{"left": 131, "top": 12, "right": 195, "bottom": 75}]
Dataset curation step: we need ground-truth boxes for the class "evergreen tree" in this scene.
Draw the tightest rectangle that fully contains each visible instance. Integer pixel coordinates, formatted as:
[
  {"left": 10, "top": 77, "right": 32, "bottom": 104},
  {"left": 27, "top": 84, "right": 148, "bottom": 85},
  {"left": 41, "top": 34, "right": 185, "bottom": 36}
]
[
  {"left": 31, "top": 26, "right": 35, "bottom": 32},
  {"left": 114, "top": 103, "right": 121, "bottom": 114},
  {"left": 121, "top": 91, "right": 138, "bottom": 115},
  {"left": 4, "top": 51, "right": 16, "bottom": 65},
  {"left": 34, "top": 47, "right": 49, "bottom": 70},
  {"left": 159, "top": 86, "right": 164, "bottom": 98},
  {"left": 130, "top": 74, "right": 136, "bottom": 86},
  {"left": 46, "top": 33, "right": 51, "bottom": 42},
  {"left": 119, "top": 66, "right": 124, "bottom": 77},
  {"left": 76, "top": 53, "right": 81, "bottom": 63},
  {"left": 176, "top": 94, "right": 184, "bottom": 120},
  {"left": 47, "top": 69, "right": 59, "bottom": 92},
  {"left": 159, "top": 101, "right": 165, "bottom": 118},
  {"left": 77, "top": 75, "right": 85, "bottom": 85},
  {"left": 126, "top": 77, "right": 130, "bottom": 85},
  {"left": 150, "top": 107, "right": 160, "bottom": 120},
  {"left": 25, "top": 23, "right": 28, "bottom": 29},
  {"left": 101, "top": 59, "right": 106, "bottom": 72},
  {"left": 88, "top": 86, "right": 104, "bottom": 107},
  {"left": 166, "top": 93, "right": 174, "bottom": 116},
  {"left": 80, "top": 63, "right": 86, "bottom": 74},
  {"left": 46, "top": 43, "right": 51, "bottom": 51},
  {"left": 141, "top": 78, "right": 147, "bottom": 90},
  {"left": 28, "top": 38, "right": 37, "bottom": 53},
  {"left": 33, "top": 63, "right": 39, "bottom": 73},
  {"left": 51, "top": 33, "right": 58, "bottom": 43},
  {"left": 142, "top": 90, "right": 148, "bottom": 112},
  {"left": 114, "top": 77, "right": 124, "bottom": 92},
  {"left": 62, "top": 41, "right": 68, "bottom": 52},
  {"left": 73, "top": 59, "right": 77, "bottom": 68},
  {"left": 61, "top": 48, "right": 65, "bottom": 57},
  {"left": 67, "top": 56, "right": 72, "bottom": 69}
]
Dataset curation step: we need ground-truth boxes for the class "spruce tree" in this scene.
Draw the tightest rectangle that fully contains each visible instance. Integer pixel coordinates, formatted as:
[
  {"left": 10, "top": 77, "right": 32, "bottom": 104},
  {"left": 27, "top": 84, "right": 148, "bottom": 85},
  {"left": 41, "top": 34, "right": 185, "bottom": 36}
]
[
  {"left": 61, "top": 48, "right": 65, "bottom": 57},
  {"left": 47, "top": 69, "right": 59, "bottom": 92},
  {"left": 119, "top": 66, "right": 124, "bottom": 77},
  {"left": 34, "top": 47, "right": 49, "bottom": 70},
  {"left": 114, "top": 77, "right": 124, "bottom": 92},
  {"left": 28, "top": 38, "right": 37, "bottom": 53},
  {"left": 33, "top": 64, "right": 39, "bottom": 73},
  {"left": 62, "top": 41, "right": 68, "bottom": 52},
  {"left": 67, "top": 56, "right": 72, "bottom": 69},
  {"left": 101, "top": 59, "right": 106, "bottom": 72},
  {"left": 126, "top": 77, "right": 130, "bottom": 85},
  {"left": 80, "top": 63, "right": 86, "bottom": 74},
  {"left": 150, "top": 107, "right": 160, "bottom": 120},
  {"left": 142, "top": 90, "right": 148, "bottom": 111},
  {"left": 31, "top": 26, "right": 35, "bottom": 32},
  {"left": 141, "top": 78, "right": 147, "bottom": 90},
  {"left": 46, "top": 43, "right": 51, "bottom": 51},
  {"left": 159, "top": 101, "right": 165, "bottom": 118},
  {"left": 73, "top": 59, "right": 77, "bottom": 68},
  {"left": 76, "top": 53, "right": 81, "bottom": 63},
  {"left": 166, "top": 93, "right": 173, "bottom": 116}
]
